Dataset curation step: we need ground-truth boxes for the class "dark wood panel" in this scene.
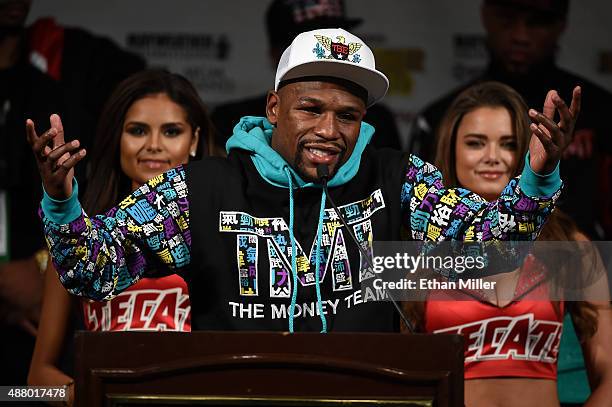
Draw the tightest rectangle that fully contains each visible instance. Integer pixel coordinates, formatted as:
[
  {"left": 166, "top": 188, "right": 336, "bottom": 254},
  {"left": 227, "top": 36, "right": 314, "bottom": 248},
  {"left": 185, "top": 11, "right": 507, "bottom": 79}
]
[{"left": 74, "top": 332, "right": 463, "bottom": 407}]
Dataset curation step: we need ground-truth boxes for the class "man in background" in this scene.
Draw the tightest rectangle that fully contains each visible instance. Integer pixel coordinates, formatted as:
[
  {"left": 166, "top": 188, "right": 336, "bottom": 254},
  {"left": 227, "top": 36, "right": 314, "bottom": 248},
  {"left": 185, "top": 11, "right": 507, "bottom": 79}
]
[
  {"left": 410, "top": 0, "right": 612, "bottom": 241},
  {"left": 27, "top": 14, "right": 145, "bottom": 136},
  {"left": 0, "top": 0, "right": 68, "bottom": 385},
  {"left": 212, "top": 0, "right": 402, "bottom": 150},
  {"left": 0, "top": 0, "right": 144, "bottom": 385}
]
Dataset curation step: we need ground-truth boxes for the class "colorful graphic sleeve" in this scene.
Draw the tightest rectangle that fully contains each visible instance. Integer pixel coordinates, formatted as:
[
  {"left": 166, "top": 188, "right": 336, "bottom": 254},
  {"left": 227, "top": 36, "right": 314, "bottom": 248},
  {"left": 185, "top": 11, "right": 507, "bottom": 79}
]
[
  {"left": 400, "top": 155, "right": 560, "bottom": 242},
  {"left": 40, "top": 166, "right": 190, "bottom": 301}
]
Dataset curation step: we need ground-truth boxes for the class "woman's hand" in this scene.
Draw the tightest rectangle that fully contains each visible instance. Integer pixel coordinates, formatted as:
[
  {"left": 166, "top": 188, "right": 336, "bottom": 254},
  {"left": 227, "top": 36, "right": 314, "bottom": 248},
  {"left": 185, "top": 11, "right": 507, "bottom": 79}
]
[
  {"left": 25, "top": 114, "right": 86, "bottom": 200},
  {"left": 528, "top": 86, "right": 581, "bottom": 175}
]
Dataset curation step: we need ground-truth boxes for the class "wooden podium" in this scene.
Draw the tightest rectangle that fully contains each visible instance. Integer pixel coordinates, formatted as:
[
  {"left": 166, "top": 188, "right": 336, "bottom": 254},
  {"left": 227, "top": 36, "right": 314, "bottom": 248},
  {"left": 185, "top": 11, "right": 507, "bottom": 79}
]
[{"left": 74, "top": 331, "right": 464, "bottom": 407}]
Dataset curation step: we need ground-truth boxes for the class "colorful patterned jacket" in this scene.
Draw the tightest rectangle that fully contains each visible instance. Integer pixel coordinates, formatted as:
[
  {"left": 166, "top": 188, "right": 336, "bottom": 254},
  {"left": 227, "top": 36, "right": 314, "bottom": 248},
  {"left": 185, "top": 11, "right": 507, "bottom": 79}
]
[{"left": 41, "top": 118, "right": 561, "bottom": 331}]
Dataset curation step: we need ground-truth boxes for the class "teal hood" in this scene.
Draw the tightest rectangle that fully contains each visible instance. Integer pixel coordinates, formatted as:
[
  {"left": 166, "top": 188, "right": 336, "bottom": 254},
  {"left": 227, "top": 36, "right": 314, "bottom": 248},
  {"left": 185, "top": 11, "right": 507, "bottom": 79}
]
[{"left": 225, "top": 116, "right": 374, "bottom": 188}]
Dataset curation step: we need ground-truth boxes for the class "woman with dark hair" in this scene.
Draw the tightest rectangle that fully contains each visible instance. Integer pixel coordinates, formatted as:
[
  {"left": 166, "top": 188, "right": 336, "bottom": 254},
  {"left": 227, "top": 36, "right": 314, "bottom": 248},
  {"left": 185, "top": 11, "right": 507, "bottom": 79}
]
[
  {"left": 83, "top": 68, "right": 216, "bottom": 212},
  {"left": 27, "top": 69, "right": 218, "bottom": 405},
  {"left": 404, "top": 82, "right": 612, "bottom": 406}
]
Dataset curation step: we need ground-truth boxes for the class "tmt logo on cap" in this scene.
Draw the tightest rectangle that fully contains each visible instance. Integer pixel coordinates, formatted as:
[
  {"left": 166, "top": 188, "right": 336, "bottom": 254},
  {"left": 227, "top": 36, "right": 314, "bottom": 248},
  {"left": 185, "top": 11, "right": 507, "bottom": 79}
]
[{"left": 313, "top": 34, "right": 363, "bottom": 63}]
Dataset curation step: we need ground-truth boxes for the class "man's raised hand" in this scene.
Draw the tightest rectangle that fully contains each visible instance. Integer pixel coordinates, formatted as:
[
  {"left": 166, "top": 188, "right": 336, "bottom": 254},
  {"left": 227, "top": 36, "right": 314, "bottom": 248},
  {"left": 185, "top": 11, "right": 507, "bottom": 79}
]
[
  {"left": 528, "top": 86, "right": 581, "bottom": 175},
  {"left": 26, "top": 114, "right": 86, "bottom": 200}
]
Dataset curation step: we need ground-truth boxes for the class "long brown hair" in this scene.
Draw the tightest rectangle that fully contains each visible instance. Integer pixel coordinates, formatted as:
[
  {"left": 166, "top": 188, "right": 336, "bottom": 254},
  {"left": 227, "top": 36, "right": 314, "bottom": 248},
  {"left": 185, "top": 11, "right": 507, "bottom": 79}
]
[
  {"left": 82, "top": 69, "right": 216, "bottom": 215},
  {"left": 405, "top": 81, "right": 599, "bottom": 340},
  {"left": 536, "top": 210, "right": 601, "bottom": 340}
]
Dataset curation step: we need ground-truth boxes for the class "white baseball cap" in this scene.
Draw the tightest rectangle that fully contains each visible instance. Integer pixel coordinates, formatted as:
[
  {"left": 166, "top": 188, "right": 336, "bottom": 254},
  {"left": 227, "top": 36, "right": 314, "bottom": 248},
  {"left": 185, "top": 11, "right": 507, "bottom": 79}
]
[{"left": 274, "top": 28, "right": 389, "bottom": 107}]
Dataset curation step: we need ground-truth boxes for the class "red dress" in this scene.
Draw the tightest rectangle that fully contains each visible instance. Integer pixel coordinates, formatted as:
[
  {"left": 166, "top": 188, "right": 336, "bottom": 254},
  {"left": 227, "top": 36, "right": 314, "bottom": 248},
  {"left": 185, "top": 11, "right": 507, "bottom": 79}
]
[
  {"left": 82, "top": 274, "right": 191, "bottom": 332},
  {"left": 425, "top": 256, "right": 563, "bottom": 379}
]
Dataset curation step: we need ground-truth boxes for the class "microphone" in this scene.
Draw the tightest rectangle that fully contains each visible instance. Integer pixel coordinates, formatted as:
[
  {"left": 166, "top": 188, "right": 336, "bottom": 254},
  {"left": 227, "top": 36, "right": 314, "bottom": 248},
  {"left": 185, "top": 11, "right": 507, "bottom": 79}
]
[
  {"left": 316, "top": 164, "right": 415, "bottom": 333},
  {"left": 316, "top": 163, "right": 330, "bottom": 182}
]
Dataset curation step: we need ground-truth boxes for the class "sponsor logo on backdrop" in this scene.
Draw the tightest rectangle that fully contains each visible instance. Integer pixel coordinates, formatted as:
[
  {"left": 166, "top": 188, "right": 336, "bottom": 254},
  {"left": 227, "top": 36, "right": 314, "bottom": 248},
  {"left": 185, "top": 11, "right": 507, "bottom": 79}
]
[{"left": 126, "top": 33, "right": 236, "bottom": 100}]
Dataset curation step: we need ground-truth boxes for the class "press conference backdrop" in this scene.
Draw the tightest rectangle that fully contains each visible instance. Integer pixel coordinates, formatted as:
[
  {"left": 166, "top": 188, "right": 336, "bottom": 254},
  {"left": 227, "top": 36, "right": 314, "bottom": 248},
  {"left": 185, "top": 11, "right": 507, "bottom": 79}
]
[{"left": 27, "top": 0, "right": 612, "bottom": 148}]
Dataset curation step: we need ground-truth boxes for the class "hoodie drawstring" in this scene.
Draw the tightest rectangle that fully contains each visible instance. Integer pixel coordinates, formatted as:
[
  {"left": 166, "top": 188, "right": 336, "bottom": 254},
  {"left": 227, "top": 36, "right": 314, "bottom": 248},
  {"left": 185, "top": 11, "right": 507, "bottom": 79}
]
[
  {"left": 314, "top": 188, "right": 328, "bottom": 333},
  {"left": 284, "top": 167, "right": 299, "bottom": 333},
  {"left": 283, "top": 167, "right": 328, "bottom": 333}
]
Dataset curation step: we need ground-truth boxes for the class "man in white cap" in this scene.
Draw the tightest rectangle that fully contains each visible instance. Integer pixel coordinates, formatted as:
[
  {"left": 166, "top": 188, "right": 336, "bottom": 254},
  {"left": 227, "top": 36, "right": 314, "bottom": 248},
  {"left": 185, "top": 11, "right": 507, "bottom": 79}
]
[{"left": 28, "top": 28, "right": 579, "bottom": 332}]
